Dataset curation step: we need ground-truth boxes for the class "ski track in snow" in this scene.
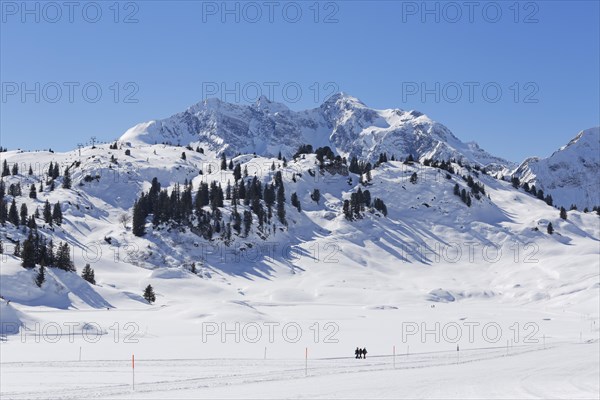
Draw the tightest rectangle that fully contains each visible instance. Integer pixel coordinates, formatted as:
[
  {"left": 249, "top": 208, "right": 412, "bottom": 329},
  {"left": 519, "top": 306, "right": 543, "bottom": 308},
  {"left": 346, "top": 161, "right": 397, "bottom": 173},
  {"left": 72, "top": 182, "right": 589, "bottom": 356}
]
[{"left": 1, "top": 342, "right": 598, "bottom": 399}]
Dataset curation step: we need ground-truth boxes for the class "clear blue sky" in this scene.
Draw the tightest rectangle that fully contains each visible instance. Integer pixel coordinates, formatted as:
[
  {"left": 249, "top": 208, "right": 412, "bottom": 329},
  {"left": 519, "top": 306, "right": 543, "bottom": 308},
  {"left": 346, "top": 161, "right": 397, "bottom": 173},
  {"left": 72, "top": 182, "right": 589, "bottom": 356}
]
[{"left": 1, "top": 0, "right": 598, "bottom": 162}]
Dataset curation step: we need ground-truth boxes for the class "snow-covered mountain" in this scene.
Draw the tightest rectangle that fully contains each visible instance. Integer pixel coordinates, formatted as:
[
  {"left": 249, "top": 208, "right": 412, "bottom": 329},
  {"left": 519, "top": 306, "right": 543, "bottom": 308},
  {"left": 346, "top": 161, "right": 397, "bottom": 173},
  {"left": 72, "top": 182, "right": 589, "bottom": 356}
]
[
  {"left": 121, "top": 93, "right": 511, "bottom": 169},
  {"left": 512, "top": 127, "right": 600, "bottom": 209},
  {"left": 1, "top": 100, "right": 599, "bottom": 399}
]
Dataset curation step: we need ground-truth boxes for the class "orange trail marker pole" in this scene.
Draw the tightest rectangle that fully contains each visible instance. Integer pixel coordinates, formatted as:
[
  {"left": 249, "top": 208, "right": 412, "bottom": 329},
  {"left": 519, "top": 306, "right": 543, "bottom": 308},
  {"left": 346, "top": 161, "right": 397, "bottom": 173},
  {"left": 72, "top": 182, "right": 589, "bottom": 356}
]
[{"left": 132, "top": 354, "right": 135, "bottom": 391}]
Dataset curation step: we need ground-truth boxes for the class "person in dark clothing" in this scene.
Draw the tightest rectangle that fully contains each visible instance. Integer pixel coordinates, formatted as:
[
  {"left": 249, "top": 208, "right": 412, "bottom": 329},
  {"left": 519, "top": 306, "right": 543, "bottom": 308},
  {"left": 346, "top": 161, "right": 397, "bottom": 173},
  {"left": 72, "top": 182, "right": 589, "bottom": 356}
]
[
  {"left": 355, "top": 347, "right": 360, "bottom": 359},
  {"left": 362, "top": 348, "right": 367, "bottom": 359}
]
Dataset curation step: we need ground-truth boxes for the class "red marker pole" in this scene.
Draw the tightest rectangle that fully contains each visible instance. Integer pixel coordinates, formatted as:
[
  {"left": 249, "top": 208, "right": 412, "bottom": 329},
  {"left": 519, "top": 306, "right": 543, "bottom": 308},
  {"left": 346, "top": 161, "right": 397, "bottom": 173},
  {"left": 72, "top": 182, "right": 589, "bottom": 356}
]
[
  {"left": 132, "top": 354, "right": 135, "bottom": 391},
  {"left": 305, "top": 347, "right": 308, "bottom": 377}
]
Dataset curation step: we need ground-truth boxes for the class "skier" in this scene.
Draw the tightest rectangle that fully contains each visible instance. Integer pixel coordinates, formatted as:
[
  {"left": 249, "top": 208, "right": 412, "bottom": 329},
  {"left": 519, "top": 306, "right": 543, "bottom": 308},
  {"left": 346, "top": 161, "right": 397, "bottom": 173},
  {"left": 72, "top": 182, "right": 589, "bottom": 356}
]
[
  {"left": 355, "top": 347, "right": 360, "bottom": 359},
  {"left": 362, "top": 348, "right": 368, "bottom": 359}
]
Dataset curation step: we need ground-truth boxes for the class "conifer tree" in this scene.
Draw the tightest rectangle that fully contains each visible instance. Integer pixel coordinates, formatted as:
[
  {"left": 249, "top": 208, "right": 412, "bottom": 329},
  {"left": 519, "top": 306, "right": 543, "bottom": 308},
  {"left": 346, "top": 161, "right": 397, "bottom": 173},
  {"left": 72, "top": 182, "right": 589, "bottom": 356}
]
[
  {"left": 243, "top": 210, "right": 253, "bottom": 237},
  {"left": 35, "top": 266, "right": 45, "bottom": 287},
  {"left": 231, "top": 205, "right": 241, "bottom": 235},
  {"left": 226, "top": 180, "right": 232, "bottom": 201},
  {"left": 62, "top": 168, "right": 71, "bottom": 189},
  {"left": 343, "top": 200, "right": 352, "bottom": 220},
  {"left": 21, "top": 232, "right": 36, "bottom": 269},
  {"left": 530, "top": 185, "right": 537, "bottom": 196},
  {"left": 0, "top": 199, "right": 7, "bottom": 225},
  {"left": 276, "top": 184, "right": 286, "bottom": 225},
  {"left": 8, "top": 199, "right": 19, "bottom": 225},
  {"left": 27, "top": 215, "right": 37, "bottom": 230},
  {"left": 1, "top": 160, "right": 9, "bottom": 177},
  {"left": 410, "top": 172, "right": 418, "bottom": 184},
  {"left": 29, "top": 184, "right": 37, "bottom": 199},
  {"left": 43, "top": 200, "right": 53, "bottom": 225},
  {"left": 311, "top": 189, "right": 321, "bottom": 204},
  {"left": 46, "top": 239, "right": 55, "bottom": 266},
  {"left": 143, "top": 284, "right": 156, "bottom": 303},
  {"left": 132, "top": 199, "right": 146, "bottom": 236},
  {"left": 547, "top": 222, "right": 554, "bottom": 234},
  {"left": 20, "top": 203, "right": 28, "bottom": 226},
  {"left": 233, "top": 164, "right": 242, "bottom": 181},
  {"left": 55, "top": 242, "right": 75, "bottom": 271},
  {"left": 52, "top": 202, "right": 63, "bottom": 225},
  {"left": 81, "top": 263, "right": 96, "bottom": 285},
  {"left": 209, "top": 182, "right": 224, "bottom": 210},
  {"left": 264, "top": 184, "right": 276, "bottom": 209},
  {"left": 536, "top": 189, "right": 545, "bottom": 201},
  {"left": 560, "top": 207, "right": 567, "bottom": 220},
  {"left": 363, "top": 190, "right": 371, "bottom": 208},
  {"left": 373, "top": 198, "right": 388, "bottom": 216},
  {"left": 511, "top": 176, "right": 520, "bottom": 189},
  {"left": 8, "top": 182, "right": 22, "bottom": 197},
  {"left": 291, "top": 192, "right": 301, "bottom": 212}
]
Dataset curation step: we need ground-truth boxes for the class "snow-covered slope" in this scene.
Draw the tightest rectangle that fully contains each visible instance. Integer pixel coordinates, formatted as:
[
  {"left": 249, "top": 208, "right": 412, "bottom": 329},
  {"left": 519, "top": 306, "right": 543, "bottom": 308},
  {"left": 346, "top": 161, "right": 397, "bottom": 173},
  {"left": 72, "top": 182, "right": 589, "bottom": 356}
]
[
  {"left": 1, "top": 142, "right": 598, "bottom": 314},
  {"left": 121, "top": 93, "right": 512, "bottom": 169},
  {"left": 1, "top": 120, "right": 599, "bottom": 399},
  {"left": 512, "top": 127, "right": 600, "bottom": 209}
]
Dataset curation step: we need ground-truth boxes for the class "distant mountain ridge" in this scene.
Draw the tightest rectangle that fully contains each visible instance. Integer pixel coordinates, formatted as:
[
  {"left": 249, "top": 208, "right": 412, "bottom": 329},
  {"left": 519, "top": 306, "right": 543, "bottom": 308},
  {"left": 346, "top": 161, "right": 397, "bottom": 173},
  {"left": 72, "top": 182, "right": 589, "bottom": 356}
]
[{"left": 120, "top": 93, "right": 511, "bottom": 169}]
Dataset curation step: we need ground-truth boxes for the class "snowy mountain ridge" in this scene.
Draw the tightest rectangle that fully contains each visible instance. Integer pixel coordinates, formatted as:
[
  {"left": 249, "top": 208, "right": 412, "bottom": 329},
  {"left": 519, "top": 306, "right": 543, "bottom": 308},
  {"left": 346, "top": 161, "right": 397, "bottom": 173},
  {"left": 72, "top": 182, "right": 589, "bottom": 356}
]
[
  {"left": 511, "top": 127, "right": 600, "bottom": 209},
  {"left": 121, "top": 93, "right": 512, "bottom": 169}
]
